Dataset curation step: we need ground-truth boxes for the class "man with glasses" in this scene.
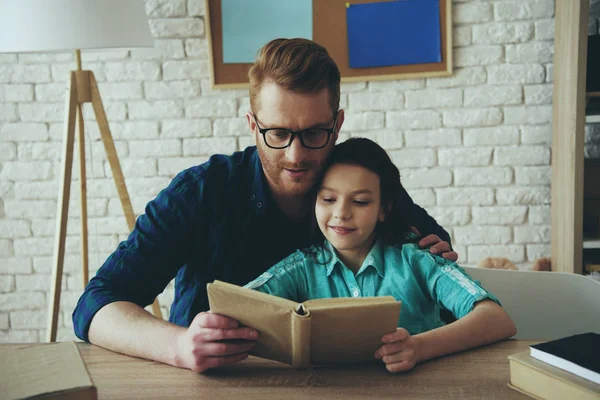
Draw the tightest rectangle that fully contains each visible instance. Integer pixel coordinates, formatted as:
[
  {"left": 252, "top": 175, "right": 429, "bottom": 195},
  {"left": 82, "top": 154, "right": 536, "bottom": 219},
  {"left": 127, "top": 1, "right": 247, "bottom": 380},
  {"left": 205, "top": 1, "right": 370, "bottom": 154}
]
[{"left": 73, "top": 39, "right": 456, "bottom": 372}]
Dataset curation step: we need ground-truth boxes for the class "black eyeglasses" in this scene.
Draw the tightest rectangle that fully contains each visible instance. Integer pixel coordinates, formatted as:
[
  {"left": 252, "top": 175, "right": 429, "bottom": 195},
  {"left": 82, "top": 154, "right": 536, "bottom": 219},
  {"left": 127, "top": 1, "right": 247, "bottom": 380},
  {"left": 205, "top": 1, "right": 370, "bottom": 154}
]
[{"left": 252, "top": 112, "right": 338, "bottom": 150}]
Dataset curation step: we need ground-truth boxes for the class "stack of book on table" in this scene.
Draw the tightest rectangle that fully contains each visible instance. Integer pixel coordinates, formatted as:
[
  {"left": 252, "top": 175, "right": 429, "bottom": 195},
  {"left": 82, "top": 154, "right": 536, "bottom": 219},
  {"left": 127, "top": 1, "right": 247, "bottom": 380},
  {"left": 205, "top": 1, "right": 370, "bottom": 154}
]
[{"left": 508, "top": 332, "right": 600, "bottom": 399}]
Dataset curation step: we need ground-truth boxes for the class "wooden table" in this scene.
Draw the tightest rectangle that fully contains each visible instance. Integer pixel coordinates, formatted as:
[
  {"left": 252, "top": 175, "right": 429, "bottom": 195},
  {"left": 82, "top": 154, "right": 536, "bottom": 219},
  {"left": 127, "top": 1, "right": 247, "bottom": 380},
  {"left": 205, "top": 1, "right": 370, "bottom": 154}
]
[{"left": 76, "top": 339, "right": 533, "bottom": 399}]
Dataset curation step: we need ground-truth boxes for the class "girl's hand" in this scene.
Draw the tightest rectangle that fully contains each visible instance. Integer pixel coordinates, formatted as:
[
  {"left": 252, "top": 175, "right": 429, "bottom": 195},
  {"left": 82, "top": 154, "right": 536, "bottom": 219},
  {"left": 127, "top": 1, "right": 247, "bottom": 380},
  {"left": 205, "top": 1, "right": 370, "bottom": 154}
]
[{"left": 374, "top": 328, "right": 420, "bottom": 373}]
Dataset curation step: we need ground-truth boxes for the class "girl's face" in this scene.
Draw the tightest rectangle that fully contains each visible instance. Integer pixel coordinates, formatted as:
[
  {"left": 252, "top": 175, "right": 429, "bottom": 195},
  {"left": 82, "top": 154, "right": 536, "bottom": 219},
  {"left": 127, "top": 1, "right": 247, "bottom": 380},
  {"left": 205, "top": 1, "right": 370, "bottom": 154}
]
[{"left": 315, "top": 163, "right": 386, "bottom": 269}]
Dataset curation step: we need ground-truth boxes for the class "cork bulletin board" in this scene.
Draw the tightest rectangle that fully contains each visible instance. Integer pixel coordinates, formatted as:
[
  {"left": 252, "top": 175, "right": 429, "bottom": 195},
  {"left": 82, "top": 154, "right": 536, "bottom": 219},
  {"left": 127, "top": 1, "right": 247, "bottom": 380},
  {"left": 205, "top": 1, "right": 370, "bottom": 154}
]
[{"left": 205, "top": 0, "right": 453, "bottom": 89}]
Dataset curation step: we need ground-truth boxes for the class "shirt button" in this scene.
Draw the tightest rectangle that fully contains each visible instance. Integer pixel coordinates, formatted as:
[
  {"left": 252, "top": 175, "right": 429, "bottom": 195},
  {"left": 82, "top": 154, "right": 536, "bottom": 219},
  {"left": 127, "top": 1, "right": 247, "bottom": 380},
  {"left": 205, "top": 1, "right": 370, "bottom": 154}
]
[
  {"left": 250, "top": 195, "right": 256, "bottom": 200},
  {"left": 352, "top": 290, "right": 360, "bottom": 297},
  {"left": 257, "top": 202, "right": 262, "bottom": 208}
]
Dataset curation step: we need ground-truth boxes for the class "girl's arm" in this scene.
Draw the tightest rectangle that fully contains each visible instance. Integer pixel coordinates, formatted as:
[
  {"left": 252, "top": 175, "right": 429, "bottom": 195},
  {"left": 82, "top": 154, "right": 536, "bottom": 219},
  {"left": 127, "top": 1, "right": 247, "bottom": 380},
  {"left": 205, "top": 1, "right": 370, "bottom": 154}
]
[{"left": 414, "top": 299, "right": 516, "bottom": 363}]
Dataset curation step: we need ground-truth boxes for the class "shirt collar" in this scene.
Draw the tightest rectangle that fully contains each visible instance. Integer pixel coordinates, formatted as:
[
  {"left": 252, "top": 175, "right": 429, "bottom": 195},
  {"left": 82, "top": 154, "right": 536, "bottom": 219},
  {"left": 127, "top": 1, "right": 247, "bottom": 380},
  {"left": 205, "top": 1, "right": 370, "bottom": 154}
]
[{"left": 324, "top": 238, "right": 385, "bottom": 278}]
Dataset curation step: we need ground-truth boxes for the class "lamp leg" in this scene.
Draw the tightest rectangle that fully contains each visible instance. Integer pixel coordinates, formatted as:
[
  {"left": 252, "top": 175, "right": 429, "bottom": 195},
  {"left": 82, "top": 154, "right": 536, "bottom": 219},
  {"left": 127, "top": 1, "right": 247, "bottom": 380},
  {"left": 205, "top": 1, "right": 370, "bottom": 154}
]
[
  {"left": 77, "top": 103, "right": 89, "bottom": 288},
  {"left": 88, "top": 73, "right": 163, "bottom": 319},
  {"left": 47, "top": 73, "right": 78, "bottom": 343}
]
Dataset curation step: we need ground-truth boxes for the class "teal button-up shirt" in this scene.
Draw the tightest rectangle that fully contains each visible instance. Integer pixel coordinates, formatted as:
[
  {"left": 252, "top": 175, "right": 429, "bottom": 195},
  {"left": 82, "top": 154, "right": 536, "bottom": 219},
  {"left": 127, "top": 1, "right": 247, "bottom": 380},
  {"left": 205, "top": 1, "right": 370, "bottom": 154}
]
[{"left": 244, "top": 239, "right": 499, "bottom": 335}]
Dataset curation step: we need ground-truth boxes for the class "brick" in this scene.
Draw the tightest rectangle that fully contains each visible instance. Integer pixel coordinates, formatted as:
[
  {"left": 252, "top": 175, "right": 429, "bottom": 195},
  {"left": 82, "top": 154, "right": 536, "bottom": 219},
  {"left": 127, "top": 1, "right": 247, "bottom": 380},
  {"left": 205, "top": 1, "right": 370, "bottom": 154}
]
[
  {"left": 0, "top": 162, "right": 53, "bottom": 181},
  {"left": 64, "top": 234, "right": 118, "bottom": 255},
  {"left": 16, "top": 274, "right": 65, "bottom": 292},
  {"left": 96, "top": 82, "right": 144, "bottom": 100},
  {"left": 468, "top": 245, "right": 525, "bottom": 264},
  {"left": 535, "top": 19, "right": 555, "bottom": 40},
  {"left": 405, "top": 189, "right": 436, "bottom": 207},
  {"left": 131, "top": 39, "right": 186, "bottom": 60},
  {"left": 454, "top": 3, "right": 492, "bottom": 24},
  {"left": 438, "top": 148, "right": 493, "bottom": 166},
  {"left": 81, "top": 50, "right": 129, "bottom": 62},
  {"left": 163, "top": 60, "right": 209, "bottom": 80},
  {"left": 464, "top": 126, "right": 519, "bottom": 146},
  {"left": 129, "top": 100, "right": 183, "bottom": 119},
  {"left": 35, "top": 83, "right": 68, "bottom": 102},
  {"left": 145, "top": 0, "right": 186, "bottom": 17},
  {"left": 368, "top": 80, "right": 425, "bottom": 92},
  {"left": 404, "top": 129, "right": 461, "bottom": 147},
  {"left": 0, "top": 143, "right": 17, "bottom": 160},
  {"left": 10, "top": 310, "right": 59, "bottom": 329},
  {"left": 96, "top": 121, "right": 160, "bottom": 140},
  {"left": 158, "top": 157, "right": 209, "bottom": 176},
  {"left": 0, "top": 103, "right": 18, "bottom": 122},
  {"left": 0, "top": 220, "right": 30, "bottom": 238},
  {"left": 546, "top": 64, "right": 553, "bottom": 83},
  {"left": 0, "top": 292, "right": 45, "bottom": 310},
  {"left": 162, "top": 119, "right": 212, "bottom": 137},
  {"left": 472, "top": 206, "right": 528, "bottom": 225},
  {"left": 464, "top": 85, "right": 522, "bottom": 107},
  {"left": 399, "top": 168, "right": 452, "bottom": 188},
  {"left": 149, "top": 18, "right": 204, "bottom": 38},
  {"left": 105, "top": 62, "right": 161, "bottom": 81},
  {"left": 504, "top": 105, "right": 552, "bottom": 125},
  {"left": 213, "top": 118, "right": 248, "bottom": 137},
  {"left": 183, "top": 137, "right": 237, "bottom": 156},
  {"left": 347, "top": 131, "right": 403, "bottom": 149},
  {"left": 494, "top": 146, "right": 550, "bottom": 166},
  {"left": 184, "top": 39, "right": 208, "bottom": 59},
  {"left": 238, "top": 136, "right": 253, "bottom": 150},
  {"left": 0, "top": 330, "right": 38, "bottom": 343},
  {"left": 11, "top": 64, "right": 51, "bottom": 83},
  {"left": 17, "top": 142, "right": 60, "bottom": 161},
  {"left": 13, "top": 238, "right": 53, "bottom": 256},
  {"left": 585, "top": 143, "right": 600, "bottom": 158},
  {"left": 428, "top": 207, "right": 471, "bottom": 226},
  {"left": 494, "top": 1, "right": 554, "bottom": 21},
  {"left": 436, "top": 188, "right": 494, "bottom": 206},
  {"left": 487, "top": 64, "right": 546, "bottom": 84},
  {"left": 115, "top": 177, "right": 170, "bottom": 198},
  {"left": 82, "top": 102, "right": 127, "bottom": 122},
  {"left": 524, "top": 84, "right": 553, "bottom": 104},
  {"left": 521, "top": 125, "right": 551, "bottom": 144},
  {"left": 515, "top": 225, "right": 551, "bottom": 244},
  {"left": 185, "top": 98, "right": 236, "bottom": 117},
  {"left": 0, "top": 313, "right": 8, "bottom": 329},
  {"left": 18, "top": 52, "right": 71, "bottom": 63},
  {"left": 349, "top": 92, "right": 403, "bottom": 111},
  {"left": 388, "top": 149, "right": 436, "bottom": 168},
  {"left": 0, "top": 258, "right": 32, "bottom": 274},
  {"left": 454, "top": 167, "right": 513, "bottom": 186},
  {"left": 105, "top": 159, "right": 157, "bottom": 178},
  {"left": 496, "top": 187, "right": 551, "bottom": 205},
  {"left": 51, "top": 62, "right": 105, "bottom": 82},
  {"left": 17, "top": 103, "right": 63, "bottom": 122},
  {"left": 453, "top": 26, "right": 472, "bottom": 47},
  {"left": 506, "top": 42, "right": 554, "bottom": 64},
  {"left": 473, "top": 22, "right": 533, "bottom": 45},
  {"left": 0, "top": 275, "right": 15, "bottom": 292},
  {"left": 442, "top": 108, "right": 502, "bottom": 128},
  {"left": 527, "top": 244, "right": 550, "bottom": 261},
  {"left": 188, "top": 0, "right": 205, "bottom": 16},
  {"left": 83, "top": 217, "right": 130, "bottom": 235},
  {"left": 515, "top": 166, "right": 551, "bottom": 185},
  {"left": 427, "top": 67, "right": 487, "bottom": 88},
  {"left": 3, "top": 84, "right": 34, "bottom": 102},
  {"left": 454, "top": 226, "right": 511, "bottom": 245},
  {"left": 128, "top": 139, "right": 181, "bottom": 157},
  {"left": 341, "top": 82, "right": 367, "bottom": 92},
  {"left": 454, "top": 46, "right": 503, "bottom": 67},
  {"left": 144, "top": 80, "right": 201, "bottom": 99},
  {"left": 405, "top": 88, "right": 462, "bottom": 109},
  {"left": 108, "top": 197, "right": 150, "bottom": 217},
  {"left": 387, "top": 110, "right": 441, "bottom": 129},
  {"left": 0, "top": 65, "right": 11, "bottom": 83},
  {"left": 0, "top": 54, "right": 17, "bottom": 63},
  {"left": 529, "top": 205, "right": 550, "bottom": 224}
]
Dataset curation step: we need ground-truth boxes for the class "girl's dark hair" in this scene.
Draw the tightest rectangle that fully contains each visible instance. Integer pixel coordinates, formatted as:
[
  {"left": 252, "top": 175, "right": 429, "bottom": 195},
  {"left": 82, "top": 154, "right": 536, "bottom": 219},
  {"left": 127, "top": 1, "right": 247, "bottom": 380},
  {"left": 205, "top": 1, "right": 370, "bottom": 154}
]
[{"left": 304, "top": 138, "right": 417, "bottom": 262}]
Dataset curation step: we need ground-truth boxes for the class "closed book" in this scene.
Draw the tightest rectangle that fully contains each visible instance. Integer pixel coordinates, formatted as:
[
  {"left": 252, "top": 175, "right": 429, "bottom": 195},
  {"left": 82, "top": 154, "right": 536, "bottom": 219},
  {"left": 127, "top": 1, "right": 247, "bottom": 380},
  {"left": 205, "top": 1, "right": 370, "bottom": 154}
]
[
  {"left": 0, "top": 341, "right": 96, "bottom": 400},
  {"left": 207, "top": 280, "right": 401, "bottom": 368},
  {"left": 530, "top": 333, "right": 600, "bottom": 385},
  {"left": 508, "top": 352, "right": 600, "bottom": 400}
]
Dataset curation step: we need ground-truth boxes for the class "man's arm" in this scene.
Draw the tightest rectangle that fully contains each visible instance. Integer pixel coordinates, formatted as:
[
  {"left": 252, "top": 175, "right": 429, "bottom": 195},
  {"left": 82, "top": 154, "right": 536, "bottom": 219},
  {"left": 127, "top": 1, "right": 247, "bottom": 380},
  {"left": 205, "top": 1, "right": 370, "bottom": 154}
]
[{"left": 398, "top": 184, "right": 451, "bottom": 245}]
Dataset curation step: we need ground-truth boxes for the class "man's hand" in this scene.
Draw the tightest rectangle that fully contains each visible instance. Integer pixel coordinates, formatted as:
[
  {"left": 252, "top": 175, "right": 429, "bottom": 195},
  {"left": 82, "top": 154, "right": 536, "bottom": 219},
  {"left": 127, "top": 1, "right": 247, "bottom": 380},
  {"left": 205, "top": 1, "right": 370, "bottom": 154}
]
[
  {"left": 375, "top": 328, "right": 420, "bottom": 373},
  {"left": 174, "top": 312, "right": 258, "bottom": 373},
  {"left": 410, "top": 227, "right": 458, "bottom": 262}
]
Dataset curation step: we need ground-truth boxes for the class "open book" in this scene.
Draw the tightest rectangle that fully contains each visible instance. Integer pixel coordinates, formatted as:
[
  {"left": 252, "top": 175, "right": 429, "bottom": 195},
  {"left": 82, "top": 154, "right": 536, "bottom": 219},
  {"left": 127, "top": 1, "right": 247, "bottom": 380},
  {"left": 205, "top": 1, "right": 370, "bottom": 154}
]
[{"left": 207, "top": 280, "right": 401, "bottom": 368}]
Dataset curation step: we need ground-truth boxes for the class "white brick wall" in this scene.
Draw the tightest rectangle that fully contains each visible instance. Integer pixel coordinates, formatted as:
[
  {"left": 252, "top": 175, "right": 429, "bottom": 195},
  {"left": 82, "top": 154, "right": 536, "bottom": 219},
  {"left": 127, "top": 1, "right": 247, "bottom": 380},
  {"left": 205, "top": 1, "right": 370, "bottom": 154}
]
[{"left": 1, "top": 0, "right": 599, "bottom": 342}]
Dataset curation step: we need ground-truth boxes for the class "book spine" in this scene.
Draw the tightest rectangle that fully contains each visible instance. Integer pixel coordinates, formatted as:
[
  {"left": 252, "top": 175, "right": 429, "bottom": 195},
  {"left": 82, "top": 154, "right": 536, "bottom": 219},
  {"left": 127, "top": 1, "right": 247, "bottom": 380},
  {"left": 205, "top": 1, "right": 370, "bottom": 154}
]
[{"left": 291, "top": 310, "right": 312, "bottom": 369}]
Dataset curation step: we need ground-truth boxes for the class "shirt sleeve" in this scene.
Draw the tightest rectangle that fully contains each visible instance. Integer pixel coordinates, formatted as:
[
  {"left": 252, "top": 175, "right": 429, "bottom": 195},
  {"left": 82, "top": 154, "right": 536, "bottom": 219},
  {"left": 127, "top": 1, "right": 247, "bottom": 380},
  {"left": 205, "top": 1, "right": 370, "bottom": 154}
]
[
  {"left": 243, "top": 251, "right": 309, "bottom": 302},
  {"left": 72, "top": 168, "right": 205, "bottom": 342},
  {"left": 406, "top": 246, "right": 501, "bottom": 319}
]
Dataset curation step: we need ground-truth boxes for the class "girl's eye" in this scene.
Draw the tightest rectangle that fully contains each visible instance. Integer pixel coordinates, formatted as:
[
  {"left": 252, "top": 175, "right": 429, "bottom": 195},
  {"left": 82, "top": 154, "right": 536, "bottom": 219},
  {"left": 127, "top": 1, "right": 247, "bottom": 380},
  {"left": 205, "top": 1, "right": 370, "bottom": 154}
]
[
  {"left": 321, "top": 197, "right": 335, "bottom": 203},
  {"left": 354, "top": 200, "right": 370, "bottom": 206}
]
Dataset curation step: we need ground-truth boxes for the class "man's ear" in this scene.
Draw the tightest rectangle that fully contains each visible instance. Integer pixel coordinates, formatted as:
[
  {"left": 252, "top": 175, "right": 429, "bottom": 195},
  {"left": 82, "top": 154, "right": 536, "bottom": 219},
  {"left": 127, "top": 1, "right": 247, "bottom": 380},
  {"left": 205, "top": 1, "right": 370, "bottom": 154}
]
[
  {"left": 334, "top": 109, "right": 345, "bottom": 141},
  {"left": 246, "top": 112, "right": 257, "bottom": 143}
]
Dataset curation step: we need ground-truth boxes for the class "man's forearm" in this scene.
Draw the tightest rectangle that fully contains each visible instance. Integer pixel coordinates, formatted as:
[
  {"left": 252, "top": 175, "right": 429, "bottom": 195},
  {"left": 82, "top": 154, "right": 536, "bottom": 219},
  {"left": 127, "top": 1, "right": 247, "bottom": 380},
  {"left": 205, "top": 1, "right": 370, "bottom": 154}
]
[
  {"left": 88, "top": 301, "right": 186, "bottom": 368},
  {"left": 414, "top": 300, "right": 517, "bottom": 363}
]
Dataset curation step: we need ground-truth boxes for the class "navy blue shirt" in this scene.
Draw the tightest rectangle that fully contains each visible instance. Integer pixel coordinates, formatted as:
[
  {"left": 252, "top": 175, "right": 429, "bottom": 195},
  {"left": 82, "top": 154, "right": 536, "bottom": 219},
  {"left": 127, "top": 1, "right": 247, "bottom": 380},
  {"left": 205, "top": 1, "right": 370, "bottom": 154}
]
[{"left": 72, "top": 146, "right": 450, "bottom": 342}]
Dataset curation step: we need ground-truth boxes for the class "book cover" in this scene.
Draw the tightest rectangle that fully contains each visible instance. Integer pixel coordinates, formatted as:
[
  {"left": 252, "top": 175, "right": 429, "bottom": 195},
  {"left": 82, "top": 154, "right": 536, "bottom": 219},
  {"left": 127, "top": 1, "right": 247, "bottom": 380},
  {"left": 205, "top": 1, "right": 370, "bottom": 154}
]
[
  {"left": 530, "top": 333, "right": 600, "bottom": 385},
  {"left": 508, "top": 351, "right": 600, "bottom": 400},
  {"left": 0, "top": 341, "right": 97, "bottom": 400},
  {"left": 207, "top": 280, "right": 401, "bottom": 368}
]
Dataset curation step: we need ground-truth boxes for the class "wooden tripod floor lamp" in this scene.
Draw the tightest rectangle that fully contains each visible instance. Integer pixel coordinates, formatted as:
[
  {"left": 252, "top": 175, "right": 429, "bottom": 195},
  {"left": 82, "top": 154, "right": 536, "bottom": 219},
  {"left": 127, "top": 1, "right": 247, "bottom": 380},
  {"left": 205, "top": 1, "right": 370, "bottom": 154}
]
[{"left": 0, "top": 0, "right": 163, "bottom": 342}]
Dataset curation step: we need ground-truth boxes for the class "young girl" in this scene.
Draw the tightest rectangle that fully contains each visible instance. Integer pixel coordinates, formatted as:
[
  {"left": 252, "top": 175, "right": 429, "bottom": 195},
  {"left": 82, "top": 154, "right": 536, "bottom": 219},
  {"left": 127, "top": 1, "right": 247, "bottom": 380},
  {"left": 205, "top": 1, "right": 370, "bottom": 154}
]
[{"left": 244, "top": 138, "right": 516, "bottom": 373}]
